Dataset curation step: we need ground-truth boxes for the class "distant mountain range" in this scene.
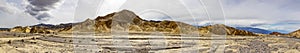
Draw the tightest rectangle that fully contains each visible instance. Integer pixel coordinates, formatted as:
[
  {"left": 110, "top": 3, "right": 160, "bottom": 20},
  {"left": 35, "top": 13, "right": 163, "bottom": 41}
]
[
  {"left": 0, "top": 28, "right": 10, "bottom": 31},
  {"left": 33, "top": 23, "right": 55, "bottom": 27},
  {"left": 235, "top": 27, "right": 272, "bottom": 34},
  {"left": 3, "top": 9, "right": 300, "bottom": 38}
]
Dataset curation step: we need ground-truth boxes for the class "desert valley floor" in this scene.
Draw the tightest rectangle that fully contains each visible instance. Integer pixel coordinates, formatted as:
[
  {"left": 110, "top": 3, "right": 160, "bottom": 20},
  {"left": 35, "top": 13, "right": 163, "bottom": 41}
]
[{"left": 0, "top": 32, "right": 299, "bottom": 53}]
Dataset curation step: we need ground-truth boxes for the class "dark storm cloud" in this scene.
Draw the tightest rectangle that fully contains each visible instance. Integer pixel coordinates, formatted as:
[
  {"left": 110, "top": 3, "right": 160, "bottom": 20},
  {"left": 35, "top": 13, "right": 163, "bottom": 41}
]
[{"left": 25, "top": 0, "right": 64, "bottom": 22}]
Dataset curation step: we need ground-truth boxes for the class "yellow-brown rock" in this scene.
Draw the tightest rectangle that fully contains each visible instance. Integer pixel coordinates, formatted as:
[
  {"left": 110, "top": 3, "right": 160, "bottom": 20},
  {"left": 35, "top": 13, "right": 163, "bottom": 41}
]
[
  {"left": 288, "top": 29, "right": 300, "bottom": 38},
  {"left": 10, "top": 26, "right": 31, "bottom": 33}
]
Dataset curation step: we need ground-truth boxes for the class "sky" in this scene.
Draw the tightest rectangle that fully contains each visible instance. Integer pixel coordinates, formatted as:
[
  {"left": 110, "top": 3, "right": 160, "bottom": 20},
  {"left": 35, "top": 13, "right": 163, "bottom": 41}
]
[{"left": 0, "top": 0, "right": 300, "bottom": 33}]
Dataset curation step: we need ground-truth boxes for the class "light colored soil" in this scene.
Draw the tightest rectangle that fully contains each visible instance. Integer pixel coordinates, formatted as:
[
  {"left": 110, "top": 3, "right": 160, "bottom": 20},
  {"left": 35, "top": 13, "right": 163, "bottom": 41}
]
[{"left": 0, "top": 33, "right": 299, "bottom": 53}]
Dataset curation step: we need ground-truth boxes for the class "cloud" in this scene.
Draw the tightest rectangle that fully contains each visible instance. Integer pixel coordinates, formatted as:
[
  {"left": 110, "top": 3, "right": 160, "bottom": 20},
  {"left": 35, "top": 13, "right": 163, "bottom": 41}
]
[
  {"left": 249, "top": 20, "right": 300, "bottom": 33},
  {"left": 25, "top": 0, "right": 65, "bottom": 22},
  {"left": 72, "top": 0, "right": 102, "bottom": 22},
  {"left": 0, "top": 0, "right": 38, "bottom": 28},
  {"left": 98, "top": 0, "right": 126, "bottom": 16},
  {"left": 46, "top": 0, "right": 78, "bottom": 24},
  {"left": 118, "top": 0, "right": 204, "bottom": 25},
  {"left": 0, "top": 0, "right": 21, "bottom": 14},
  {"left": 221, "top": 0, "right": 300, "bottom": 32},
  {"left": 0, "top": 0, "right": 79, "bottom": 26}
]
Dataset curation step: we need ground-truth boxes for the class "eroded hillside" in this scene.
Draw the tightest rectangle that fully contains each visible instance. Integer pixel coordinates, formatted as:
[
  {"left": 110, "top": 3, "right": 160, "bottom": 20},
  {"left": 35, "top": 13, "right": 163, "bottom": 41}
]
[{"left": 7, "top": 10, "right": 257, "bottom": 36}]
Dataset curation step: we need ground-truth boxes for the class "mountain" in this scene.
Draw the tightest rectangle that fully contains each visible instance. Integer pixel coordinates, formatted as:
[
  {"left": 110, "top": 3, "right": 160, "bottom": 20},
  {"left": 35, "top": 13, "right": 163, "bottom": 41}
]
[
  {"left": 198, "top": 24, "right": 257, "bottom": 36},
  {"left": 269, "top": 30, "right": 289, "bottom": 34},
  {"left": 9, "top": 23, "right": 74, "bottom": 33},
  {"left": 61, "top": 10, "right": 197, "bottom": 34},
  {"left": 63, "top": 10, "right": 257, "bottom": 36},
  {"left": 7, "top": 10, "right": 258, "bottom": 36},
  {"left": 235, "top": 27, "right": 272, "bottom": 34},
  {"left": 32, "top": 23, "right": 56, "bottom": 27},
  {"left": 0, "top": 28, "right": 10, "bottom": 32},
  {"left": 288, "top": 29, "right": 300, "bottom": 38}
]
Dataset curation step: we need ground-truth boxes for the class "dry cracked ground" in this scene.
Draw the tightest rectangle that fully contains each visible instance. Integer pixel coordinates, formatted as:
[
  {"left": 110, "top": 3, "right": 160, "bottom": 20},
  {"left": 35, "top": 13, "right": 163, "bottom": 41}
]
[{"left": 0, "top": 32, "right": 300, "bottom": 53}]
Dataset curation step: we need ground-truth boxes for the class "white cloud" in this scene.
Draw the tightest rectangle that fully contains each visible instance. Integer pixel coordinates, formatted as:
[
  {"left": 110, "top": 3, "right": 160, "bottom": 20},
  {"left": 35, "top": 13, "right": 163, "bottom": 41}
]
[
  {"left": 221, "top": 0, "right": 300, "bottom": 32},
  {"left": 46, "top": 0, "right": 78, "bottom": 24},
  {"left": 97, "top": 0, "right": 126, "bottom": 16},
  {"left": 71, "top": 0, "right": 103, "bottom": 22},
  {"left": 0, "top": 0, "right": 21, "bottom": 14},
  {"left": 0, "top": 0, "right": 38, "bottom": 28},
  {"left": 116, "top": 0, "right": 300, "bottom": 32}
]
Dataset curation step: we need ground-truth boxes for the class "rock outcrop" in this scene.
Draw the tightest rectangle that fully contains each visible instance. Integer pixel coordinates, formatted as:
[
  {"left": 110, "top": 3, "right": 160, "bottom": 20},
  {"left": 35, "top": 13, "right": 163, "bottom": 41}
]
[
  {"left": 10, "top": 26, "right": 31, "bottom": 33},
  {"left": 270, "top": 32, "right": 285, "bottom": 36},
  {"left": 29, "top": 26, "right": 55, "bottom": 34},
  {"left": 288, "top": 29, "right": 300, "bottom": 38},
  {"left": 9, "top": 26, "right": 55, "bottom": 34}
]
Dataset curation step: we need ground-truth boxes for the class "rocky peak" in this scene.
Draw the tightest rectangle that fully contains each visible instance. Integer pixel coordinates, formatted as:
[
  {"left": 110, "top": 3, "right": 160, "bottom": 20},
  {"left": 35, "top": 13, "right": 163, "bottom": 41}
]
[
  {"left": 95, "top": 10, "right": 139, "bottom": 20},
  {"left": 83, "top": 18, "right": 94, "bottom": 23},
  {"left": 112, "top": 10, "right": 141, "bottom": 23},
  {"left": 95, "top": 13, "right": 115, "bottom": 21},
  {"left": 95, "top": 10, "right": 143, "bottom": 23},
  {"left": 118, "top": 9, "right": 135, "bottom": 14},
  {"left": 214, "top": 24, "right": 226, "bottom": 27}
]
